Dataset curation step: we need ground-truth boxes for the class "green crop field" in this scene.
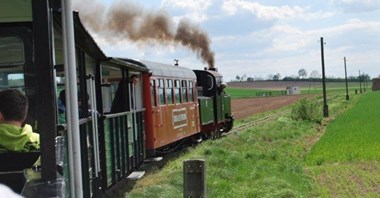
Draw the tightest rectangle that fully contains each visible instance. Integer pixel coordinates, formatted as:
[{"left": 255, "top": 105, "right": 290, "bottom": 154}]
[
  {"left": 305, "top": 92, "right": 380, "bottom": 197},
  {"left": 307, "top": 91, "right": 380, "bottom": 164},
  {"left": 226, "top": 81, "right": 372, "bottom": 98}
]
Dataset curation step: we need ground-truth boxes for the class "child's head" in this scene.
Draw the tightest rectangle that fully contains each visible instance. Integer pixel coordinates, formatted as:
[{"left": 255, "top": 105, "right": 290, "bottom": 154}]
[{"left": 0, "top": 89, "right": 28, "bottom": 123}]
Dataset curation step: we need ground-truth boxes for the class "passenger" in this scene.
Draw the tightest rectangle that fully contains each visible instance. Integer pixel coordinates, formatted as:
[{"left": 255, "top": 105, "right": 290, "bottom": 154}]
[
  {"left": 58, "top": 89, "right": 90, "bottom": 122},
  {"left": 0, "top": 89, "right": 40, "bottom": 153},
  {"left": 58, "top": 89, "right": 66, "bottom": 124}
]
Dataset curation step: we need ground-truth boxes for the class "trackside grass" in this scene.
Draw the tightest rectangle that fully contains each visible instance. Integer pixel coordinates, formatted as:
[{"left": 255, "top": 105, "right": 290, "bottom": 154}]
[{"left": 125, "top": 107, "right": 318, "bottom": 197}]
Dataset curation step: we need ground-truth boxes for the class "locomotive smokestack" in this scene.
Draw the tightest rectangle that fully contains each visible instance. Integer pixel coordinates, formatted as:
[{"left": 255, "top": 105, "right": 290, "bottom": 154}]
[
  {"left": 73, "top": 0, "right": 215, "bottom": 68},
  {"left": 174, "top": 59, "right": 179, "bottom": 66}
]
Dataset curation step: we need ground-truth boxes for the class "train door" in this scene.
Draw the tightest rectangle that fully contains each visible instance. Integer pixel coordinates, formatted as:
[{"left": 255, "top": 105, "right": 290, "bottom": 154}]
[
  {"left": 53, "top": 25, "right": 101, "bottom": 196},
  {"left": 99, "top": 64, "right": 145, "bottom": 190},
  {"left": 152, "top": 78, "right": 169, "bottom": 148},
  {"left": 216, "top": 77, "right": 225, "bottom": 124},
  {"left": 128, "top": 72, "right": 145, "bottom": 167}
]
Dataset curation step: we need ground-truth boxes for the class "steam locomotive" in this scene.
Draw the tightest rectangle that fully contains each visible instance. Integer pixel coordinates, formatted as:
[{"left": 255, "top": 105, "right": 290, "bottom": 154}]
[{"left": 0, "top": 0, "right": 233, "bottom": 197}]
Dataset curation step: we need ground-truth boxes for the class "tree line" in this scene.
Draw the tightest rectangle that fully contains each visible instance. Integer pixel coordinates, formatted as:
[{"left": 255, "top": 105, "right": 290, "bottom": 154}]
[{"left": 234, "top": 68, "right": 373, "bottom": 82}]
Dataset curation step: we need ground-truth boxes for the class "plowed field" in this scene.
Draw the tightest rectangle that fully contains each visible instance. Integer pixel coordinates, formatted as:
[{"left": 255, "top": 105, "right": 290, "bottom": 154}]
[
  {"left": 232, "top": 95, "right": 306, "bottom": 119},
  {"left": 230, "top": 81, "right": 316, "bottom": 119}
]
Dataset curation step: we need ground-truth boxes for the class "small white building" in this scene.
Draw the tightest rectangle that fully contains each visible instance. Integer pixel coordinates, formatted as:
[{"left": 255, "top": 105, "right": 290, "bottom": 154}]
[{"left": 286, "top": 86, "right": 301, "bottom": 95}]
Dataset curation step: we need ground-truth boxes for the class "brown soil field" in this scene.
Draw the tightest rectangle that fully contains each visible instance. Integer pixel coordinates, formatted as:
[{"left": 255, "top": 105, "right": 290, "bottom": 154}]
[{"left": 231, "top": 95, "right": 307, "bottom": 120}]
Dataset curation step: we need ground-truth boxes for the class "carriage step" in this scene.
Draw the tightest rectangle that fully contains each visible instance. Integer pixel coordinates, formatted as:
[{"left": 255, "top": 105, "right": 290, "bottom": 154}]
[
  {"left": 144, "top": 157, "right": 163, "bottom": 163},
  {"left": 127, "top": 171, "right": 145, "bottom": 180}
]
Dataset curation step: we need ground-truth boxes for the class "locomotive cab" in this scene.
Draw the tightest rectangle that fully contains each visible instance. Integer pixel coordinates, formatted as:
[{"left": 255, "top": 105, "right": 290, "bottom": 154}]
[{"left": 194, "top": 68, "right": 234, "bottom": 138}]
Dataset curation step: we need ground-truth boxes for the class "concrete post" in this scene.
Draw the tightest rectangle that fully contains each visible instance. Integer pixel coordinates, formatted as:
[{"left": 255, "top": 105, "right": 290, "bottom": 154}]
[{"left": 184, "top": 159, "right": 206, "bottom": 198}]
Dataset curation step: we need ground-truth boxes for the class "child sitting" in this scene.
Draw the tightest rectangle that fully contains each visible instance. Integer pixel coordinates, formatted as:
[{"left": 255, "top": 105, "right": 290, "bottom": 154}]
[{"left": 0, "top": 89, "right": 39, "bottom": 153}]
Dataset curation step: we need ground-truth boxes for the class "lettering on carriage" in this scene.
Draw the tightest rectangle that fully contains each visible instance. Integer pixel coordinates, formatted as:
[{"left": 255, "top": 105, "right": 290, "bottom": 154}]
[{"left": 172, "top": 107, "right": 187, "bottom": 129}]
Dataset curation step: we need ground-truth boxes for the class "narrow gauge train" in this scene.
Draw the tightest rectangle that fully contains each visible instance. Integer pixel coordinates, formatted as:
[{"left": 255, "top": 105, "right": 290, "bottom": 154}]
[{"left": 0, "top": 0, "right": 233, "bottom": 197}]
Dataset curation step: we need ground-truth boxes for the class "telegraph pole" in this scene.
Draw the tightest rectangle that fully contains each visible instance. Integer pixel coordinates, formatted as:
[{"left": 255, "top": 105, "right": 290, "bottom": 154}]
[
  {"left": 344, "top": 57, "right": 349, "bottom": 100},
  {"left": 363, "top": 72, "right": 366, "bottom": 92},
  {"left": 320, "top": 37, "right": 328, "bottom": 117},
  {"left": 359, "top": 70, "right": 362, "bottom": 93}
]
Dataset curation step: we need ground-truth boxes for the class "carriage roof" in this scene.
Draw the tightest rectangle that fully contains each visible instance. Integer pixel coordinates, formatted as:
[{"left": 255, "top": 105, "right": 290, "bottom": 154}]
[{"left": 120, "top": 59, "right": 196, "bottom": 79}]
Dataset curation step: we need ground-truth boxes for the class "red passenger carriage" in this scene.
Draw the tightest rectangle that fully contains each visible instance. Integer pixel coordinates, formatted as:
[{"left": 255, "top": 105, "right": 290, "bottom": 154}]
[{"left": 136, "top": 60, "right": 201, "bottom": 156}]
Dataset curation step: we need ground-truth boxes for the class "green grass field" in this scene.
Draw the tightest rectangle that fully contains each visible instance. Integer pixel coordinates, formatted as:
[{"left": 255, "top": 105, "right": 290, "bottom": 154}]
[
  {"left": 307, "top": 91, "right": 380, "bottom": 165},
  {"left": 226, "top": 81, "right": 372, "bottom": 98},
  {"left": 305, "top": 91, "right": 380, "bottom": 197}
]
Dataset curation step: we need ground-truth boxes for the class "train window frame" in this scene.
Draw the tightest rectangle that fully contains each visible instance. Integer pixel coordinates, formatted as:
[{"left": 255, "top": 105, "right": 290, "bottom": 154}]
[
  {"left": 0, "top": 67, "right": 25, "bottom": 91},
  {"left": 166, "top": 79, "right": 173, "bottom": 105},
  {"left": 0, "top": 36, "right": 25, "bottom": 66},
  {"left": 174, "top": 79, "right": 181, "bottom": 103},
  {"left": 189, "top": 80, "right": 194, "bottom": 102},
  {"left": 181, "top": 80, "right": 188, "bottom": 103},
  {"left": 158, "top": 79, "right": 165, "bottom": 105},
  {"left": 150, "top": 79, "right": 157, "bottom": 107},
  {"left": 100, "top": 65, "right": 123, "bottom": 113},
  {"left": 207, "top": 75, "right": 214, "bottom": 91}
]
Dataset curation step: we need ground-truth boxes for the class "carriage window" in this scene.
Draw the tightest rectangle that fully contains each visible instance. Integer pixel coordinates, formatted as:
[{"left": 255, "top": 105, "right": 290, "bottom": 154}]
[
  {"left": 0, "top": 67, "right": 24, "bottom": 91},
  {"left": 158, "top": 79, "right": 165, "bottom": 105},
  {"left": 0, "top": 37, "right": 24, "bottom": 65},
  {"left": 100, "top": 65, "right": 122, "bottom": 113},
  {"left": 207, "top": 75, "right": 214, "bottom": 90},
  {"left": 166, "top": 79, "right": 173, "bottom": 104},
  {"left": 181, "top": 80, "right": 188, "bottom": 102},
  {"left": 150, "top": 80, "right": 157, "bottom": 106},
  {"left": 189, "top": 80, "right": 194, "bottom": 102},
  {"left": 174, "top": 80, "right": 181, "bottom": 103}
]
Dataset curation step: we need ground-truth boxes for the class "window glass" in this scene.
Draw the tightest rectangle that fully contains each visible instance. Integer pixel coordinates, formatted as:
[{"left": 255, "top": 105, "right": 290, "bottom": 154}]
[
  {"left": 0, "top": 67, "right": 24, "bottom": 91},
  {"left": 166, "top": 79, "right": 173, "bottom": 104},
  {"left": 150, "top": 80, "right": 156, "bottom": 106},
  {"left": 158, "top": 79, "right": 165, "bottom": 105},
  {"left": 181, "top": 80, "right": 188, "bottom": 102},
  {"left": 189, "top": 80, "right": 194, "bottom": 102},
  {"left": 100, "top": 65, "right": 122, "bottom": 113},
  {"left": 174, "top": 80, "right": 181, "bottom": 103},
  {"left": 0, "top": 37, "right": 24, "bottom": 65}
]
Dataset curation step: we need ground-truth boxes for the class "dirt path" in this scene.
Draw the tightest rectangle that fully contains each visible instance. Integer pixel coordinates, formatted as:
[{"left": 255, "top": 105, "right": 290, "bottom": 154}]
[{"left": 232, "top": 95, "right": 308, "bottom": 120}]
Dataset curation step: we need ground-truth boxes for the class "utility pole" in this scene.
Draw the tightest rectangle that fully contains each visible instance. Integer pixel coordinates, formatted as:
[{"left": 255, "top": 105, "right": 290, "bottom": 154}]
[
  {"left": 359, "top": 70, "right": 362, "bottom": 93},
  {"left": 363, "top": 72, "right": 366, "bottom": 92},
  {"left": 320, "top": 37, "right": 328, "bottom": 117},
  {"left": 344, "top": 57, "right": 349, "bottom": 100}
]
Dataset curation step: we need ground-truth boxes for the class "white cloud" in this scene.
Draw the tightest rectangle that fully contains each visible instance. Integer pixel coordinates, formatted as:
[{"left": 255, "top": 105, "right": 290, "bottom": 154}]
[
  {"left": 331, "top": 0, "right": 380, "bottom": 12},
  {"left": 161, "top": 0, "right": 213, "bottom": 10},
  {"left": 222, "top": 0, "right": 304, "bottom": 20},
  {"left": 160, "top": 0, "right": 213, "bottom": 23}
]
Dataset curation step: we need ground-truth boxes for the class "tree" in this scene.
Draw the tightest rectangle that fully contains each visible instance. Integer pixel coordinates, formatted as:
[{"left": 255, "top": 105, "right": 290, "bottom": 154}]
[
  {"left": 247, "top": 77, "right": 254, "bottom": 82},
  {"left": 310, "top": 70, "right": 321, "bottom": 79},
  {"left": 235, "top": 75, "right": 240, "bottom": 81},
  {"left": 273, "top": 74, "right": 279, "bottom": 81},
  {"left": 298, "top": 68, "right": 307, "bottom": 79},
  {"left": 359, "top": 74, "right": 371, "bottom": 81}
]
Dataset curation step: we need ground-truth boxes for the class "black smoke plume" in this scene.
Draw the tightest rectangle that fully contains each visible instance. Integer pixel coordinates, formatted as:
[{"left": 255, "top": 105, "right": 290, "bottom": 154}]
[{"left": 74, "top": 0, "right": 215, "bottom": 68}]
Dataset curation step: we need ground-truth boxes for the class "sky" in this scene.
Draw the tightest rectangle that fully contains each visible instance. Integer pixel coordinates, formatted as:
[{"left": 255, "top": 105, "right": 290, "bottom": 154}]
[{"left": 74, "top": 0, "right": 380, "bottom": 81}]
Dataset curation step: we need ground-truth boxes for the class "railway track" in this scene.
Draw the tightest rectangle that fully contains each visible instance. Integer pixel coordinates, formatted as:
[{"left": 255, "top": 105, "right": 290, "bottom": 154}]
[{"left": 226, "top": 109, "right": 291, "bottom": 135}]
